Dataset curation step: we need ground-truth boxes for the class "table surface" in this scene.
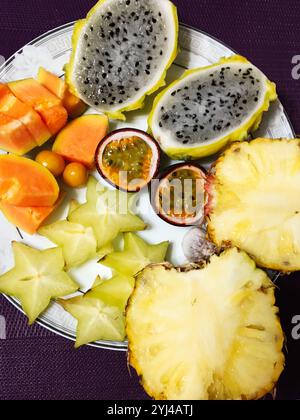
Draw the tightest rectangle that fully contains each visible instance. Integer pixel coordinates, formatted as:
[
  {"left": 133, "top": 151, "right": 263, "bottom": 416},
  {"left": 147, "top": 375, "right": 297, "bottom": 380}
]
[{"left": 1, "top": 0, "right": 300, "bottom": 401}]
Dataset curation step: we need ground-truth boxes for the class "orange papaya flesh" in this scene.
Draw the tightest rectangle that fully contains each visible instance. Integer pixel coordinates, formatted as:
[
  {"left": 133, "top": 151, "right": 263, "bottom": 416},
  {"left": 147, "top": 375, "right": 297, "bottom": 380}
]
[
  {"left": 37, "top": 67, "right": 66, "bottom": 99},
  {"left": 37, "top": 68, "right": 87, "bottom": 119},
  {"left": 0, "top": 113, "right": 36, "bottom": 155},
  {"left": 0, "top": 154, "right": 60, "bottom": 206},
  {"left": 0, "top": 84, "right": 10, "bottom": 100},
  {"left": 53, "top": 114, "right": 109, "bottom": 169},
  {"left": 0, "top": 90, "right": 51, "bottom": 146},
  {"left": 8, "top": 79, "right": 68, "bottom": 135},
  {"left": 37, "top": 104, "right": 68, "bottom": 136},
  {"left": 0, "top": 191, "right": 66, "bottom": 235}
]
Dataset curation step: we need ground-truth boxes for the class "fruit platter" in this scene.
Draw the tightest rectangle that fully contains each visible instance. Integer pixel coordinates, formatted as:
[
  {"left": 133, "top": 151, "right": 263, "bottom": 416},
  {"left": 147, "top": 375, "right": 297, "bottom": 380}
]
[{"left": 0, "top": 0, "right": 298, "bottom": 400}]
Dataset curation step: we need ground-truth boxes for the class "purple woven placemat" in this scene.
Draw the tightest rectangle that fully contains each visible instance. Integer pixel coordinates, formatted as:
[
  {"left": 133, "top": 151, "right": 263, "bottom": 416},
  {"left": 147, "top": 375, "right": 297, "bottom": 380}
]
[{"left": 1, "top": 0, "right": 300, "bottom": 400}]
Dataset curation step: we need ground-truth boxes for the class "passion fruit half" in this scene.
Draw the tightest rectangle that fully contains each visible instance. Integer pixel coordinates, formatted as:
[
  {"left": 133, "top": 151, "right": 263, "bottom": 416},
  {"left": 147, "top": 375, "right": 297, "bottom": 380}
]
[
  {"left": 96, "top": 128, "right": 160, "bottom": 193},
  {"left": 152, "top": 163, "right": 207, "bottom": 227}
]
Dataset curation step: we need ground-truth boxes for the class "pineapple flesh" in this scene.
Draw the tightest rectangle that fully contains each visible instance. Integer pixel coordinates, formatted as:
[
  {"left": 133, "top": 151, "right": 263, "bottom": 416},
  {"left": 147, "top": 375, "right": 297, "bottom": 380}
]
[
  {"left": 207, "top": 139, "right": 300, "bottom": 272},
  {"left": 126, "top": 248, "right": 284, "bottom": 400}
]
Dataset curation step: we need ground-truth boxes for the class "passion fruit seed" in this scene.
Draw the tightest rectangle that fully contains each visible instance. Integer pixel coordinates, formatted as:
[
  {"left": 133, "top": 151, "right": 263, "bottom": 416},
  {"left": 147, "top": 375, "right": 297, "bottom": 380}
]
[
  {"left": 154, "top": 164, "right": 206, "bottom": 227},
  {"left": 96, "top": 129, "right": 160, "bottom": 192},
  {"left": 159, "top": 169, "right": 203, "bottom": 219},
  {"left": 102, "top": 137, "right": 153, "bottom": 185}
]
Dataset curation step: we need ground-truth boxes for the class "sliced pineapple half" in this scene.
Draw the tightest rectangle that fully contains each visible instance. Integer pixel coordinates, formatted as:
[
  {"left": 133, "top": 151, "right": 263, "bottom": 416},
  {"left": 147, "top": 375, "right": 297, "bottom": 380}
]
[
  {"left": 207, "top": 138, "right": 300, "bottom": 271},
  {"left": 127, "top": 248, "right": 284, "bottom": 400}
]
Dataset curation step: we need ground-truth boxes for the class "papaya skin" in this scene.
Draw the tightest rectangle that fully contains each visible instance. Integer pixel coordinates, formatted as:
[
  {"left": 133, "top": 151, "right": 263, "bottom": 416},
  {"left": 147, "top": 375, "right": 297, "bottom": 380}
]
[
  {"left": 0, "top": 154, "right": 60, "bottom": 207},
  {"left": 53, "top": 114, "right": 109, "bottom": 169}
]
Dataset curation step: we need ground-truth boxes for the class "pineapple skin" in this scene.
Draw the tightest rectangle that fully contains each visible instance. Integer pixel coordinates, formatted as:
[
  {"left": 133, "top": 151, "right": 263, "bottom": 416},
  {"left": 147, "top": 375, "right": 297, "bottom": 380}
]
[
  {"left": 126, "top": 249, "right": 285, "bottom": 401},
  {"left": 207, "top": 138, "right": 300, "bottom": 272}
]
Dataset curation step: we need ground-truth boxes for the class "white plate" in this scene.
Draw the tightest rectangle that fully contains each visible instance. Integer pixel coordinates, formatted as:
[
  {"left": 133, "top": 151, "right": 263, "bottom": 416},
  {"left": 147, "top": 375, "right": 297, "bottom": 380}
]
[{"left": 0, "top": 23, "right": 295, "bottom": 351}]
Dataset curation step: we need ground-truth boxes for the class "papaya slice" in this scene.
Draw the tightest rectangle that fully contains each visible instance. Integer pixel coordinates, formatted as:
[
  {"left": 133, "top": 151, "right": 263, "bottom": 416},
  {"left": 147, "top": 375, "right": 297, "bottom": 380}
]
[
  {"left": 40, "top": 104, "right": 68, "bottom": 136},
  {"left": 0, "top": 191, "right": 65, "bottom": 235},
  {"left": 0, "top": 84, "right": 10, "bottom": 100},
  {"left": 38, "top": 68, "right": 87, "bottom": 119},
  {"left": 8, "top": 79, "right": 68, "bottom": 135},
  {"left": 0, "top": 88, "right": 51, "bottom": 146},
  {"left": 0, "top": 154, "right": 60, "bottom": 206},
  {"left": 53, "top": 115, "right": 109, "bottom": 169},
  {"left": 37, "top": 68, "right": 66, "bottom": 99},
  {"left": 0, "top": 113, "right": 36, "bottom": 155}
]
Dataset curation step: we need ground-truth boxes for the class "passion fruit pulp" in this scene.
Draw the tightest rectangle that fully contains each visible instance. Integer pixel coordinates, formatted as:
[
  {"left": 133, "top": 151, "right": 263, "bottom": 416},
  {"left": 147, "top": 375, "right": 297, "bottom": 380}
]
[
  {"left": 152, "top": 163, "right": 206, "bottom": 227},
  {"left": 96, "top": 128, "right": 160, "bottom": 192}
]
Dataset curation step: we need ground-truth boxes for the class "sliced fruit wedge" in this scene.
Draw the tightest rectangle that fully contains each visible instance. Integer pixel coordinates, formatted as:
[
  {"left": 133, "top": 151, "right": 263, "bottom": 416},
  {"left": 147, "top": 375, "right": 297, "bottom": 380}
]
[
  {"left": 127, "top": 248, "right": 285, "bottom": 400},
  {"left": 9, "top": 79, "right": 68, "bottom": 135},
  {"left": 39, "top": 220, "right": 98, "bottom": 269},
  {"left": 96, "top": 128, "right": 160, "bottom": 192},
  {"left": 69, "top": 179, "right": 146, "bottom": 248},
  {"left": 37, "top": 68, "right": 66, "bottom": 99},
  {"left": 0, "top": 154, "right": 60, "bottom": 207},
  {"left": 0, "top": 242, "right": 78, "bottom": 324},
  {"left": 53, "top": 114, "right": 109, "bottom": 169},
  {"left": 0, "top": 191, "right": 65, "bottom": 235},
  {"left": 67, "top": 199, "right": 81, "bottom": 219},
  {"left": 88, "top": 273, "right": 134, "bottom": 311},
  {"left": 152, "top": 163, "right": 206, "bottom": 226},
  {"left": 0, "top": 85, "right": 51, "bottom": 146},
  {"left": 85, "top": 175, "right": 105, "bottom": 204},
  {"left": 101, "top": 232, "right": 169, "bottom": 277},
  {"left": 65, "top": 0, "right": 179, "bottom": 120},
  {"left": 149, "top": 55, "right": 277, "bottom": 160},
  {"left": 37, "top": 67, "right": 87, "bottom": 118},
  {"left": 0, "top": 113, "right": 36, "bottom": 155},
  {"left": 0, "top": 83, "right": 10, "bottom": 100},
  {"left": 59, "top": 293, "right": 125, "bottom": 348}
]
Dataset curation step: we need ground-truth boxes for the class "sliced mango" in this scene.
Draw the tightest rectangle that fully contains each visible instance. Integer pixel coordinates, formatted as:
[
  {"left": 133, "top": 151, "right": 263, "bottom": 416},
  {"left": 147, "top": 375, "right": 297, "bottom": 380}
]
[
  {"left": 0, "top": 154, "right": 60, "bottom": 206},
  {"left": 53, "top": 114, "right": 109, "bottom": 169},
  {"left": 9, "top": 78, "right": 68, "bottom": 135}
]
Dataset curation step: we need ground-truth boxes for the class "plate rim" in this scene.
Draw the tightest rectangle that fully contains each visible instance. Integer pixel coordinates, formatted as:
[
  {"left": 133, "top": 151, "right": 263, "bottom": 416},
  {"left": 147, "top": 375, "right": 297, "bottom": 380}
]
[{"left": 0, "top": 21, "right": 296, "bottom": 351}]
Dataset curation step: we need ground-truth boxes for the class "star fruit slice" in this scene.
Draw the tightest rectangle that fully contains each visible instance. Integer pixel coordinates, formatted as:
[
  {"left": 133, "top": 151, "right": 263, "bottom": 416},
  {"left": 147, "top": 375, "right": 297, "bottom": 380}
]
[
  {"left": 59, "top": 294, "right": 125, "bottom": 348},
  {"left": 101, "top": 233, "right": 169, "bottom": 277},
  {"left": 69, "top": 178, "right": 146, "bottom": 248},
  {"left": 39, "top": 220, "right": 98, "bottom": 270},
  {"left": 88, "top": 273, "right": 135, "bottom": 311},
  {"left": 0, "top": 242, "right": 78, "bottom": 324}
]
